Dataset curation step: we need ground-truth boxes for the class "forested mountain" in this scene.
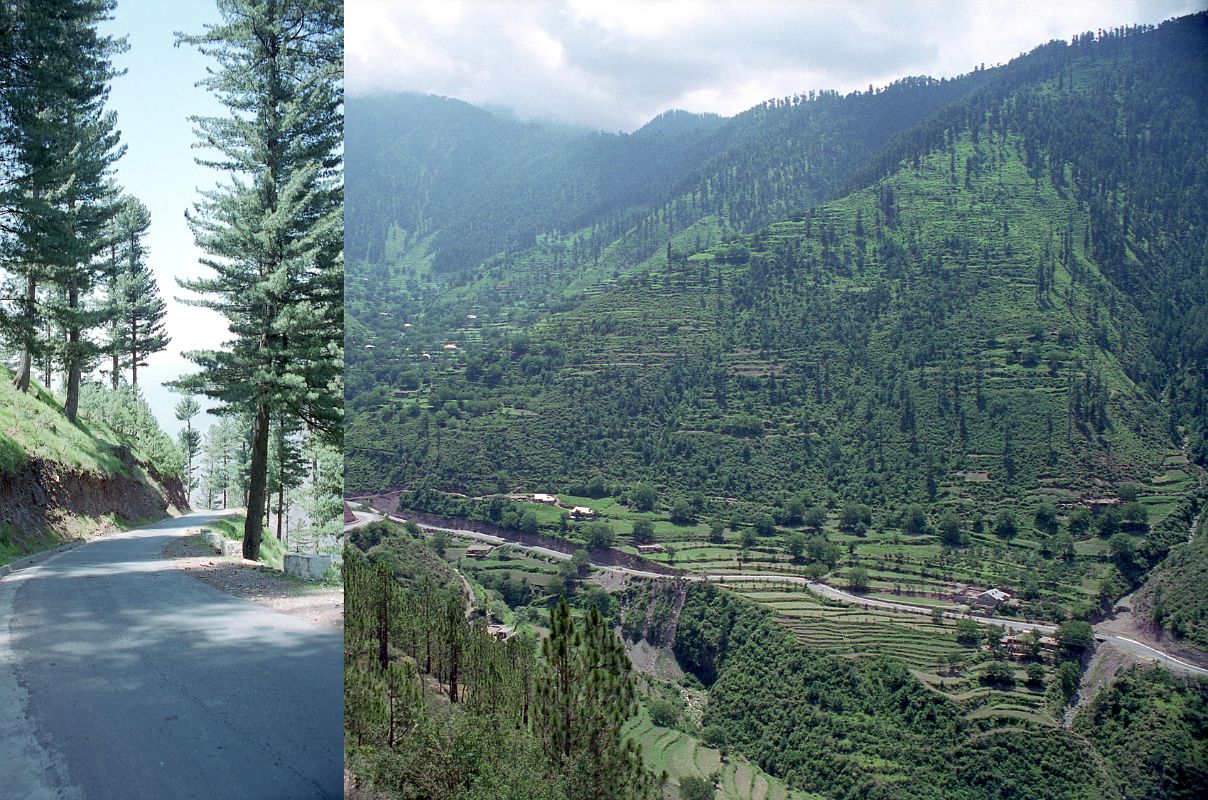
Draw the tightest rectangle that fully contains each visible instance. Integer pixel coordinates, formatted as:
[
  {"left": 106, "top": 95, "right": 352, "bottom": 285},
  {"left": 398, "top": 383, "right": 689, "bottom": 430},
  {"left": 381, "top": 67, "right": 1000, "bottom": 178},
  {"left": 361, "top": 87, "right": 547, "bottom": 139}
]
[
  {"left": 348, "top": 15, "right": 1207, "bottom": 505},
  {"left": 347, "top": 14, "right": 1208, "bottom": 799}
]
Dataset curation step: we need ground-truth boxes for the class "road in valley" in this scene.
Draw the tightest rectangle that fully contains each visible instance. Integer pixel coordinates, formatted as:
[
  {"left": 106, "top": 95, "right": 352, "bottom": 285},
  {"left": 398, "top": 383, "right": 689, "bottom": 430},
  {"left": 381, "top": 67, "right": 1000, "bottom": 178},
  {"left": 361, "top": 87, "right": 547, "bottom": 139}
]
[
  {"left": 351, "top": 507, "right": 1208, "bottom": 679},
  {"left": 0, "top": 511, "right": 342, "bottom": 800}
]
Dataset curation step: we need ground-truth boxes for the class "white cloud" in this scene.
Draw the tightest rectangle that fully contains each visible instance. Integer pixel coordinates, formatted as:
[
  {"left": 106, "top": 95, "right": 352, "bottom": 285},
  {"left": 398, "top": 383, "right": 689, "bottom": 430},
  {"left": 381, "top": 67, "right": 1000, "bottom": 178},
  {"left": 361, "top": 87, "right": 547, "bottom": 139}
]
[{"left": 347, "top": 0, "right": 1202, "bottom": 132}]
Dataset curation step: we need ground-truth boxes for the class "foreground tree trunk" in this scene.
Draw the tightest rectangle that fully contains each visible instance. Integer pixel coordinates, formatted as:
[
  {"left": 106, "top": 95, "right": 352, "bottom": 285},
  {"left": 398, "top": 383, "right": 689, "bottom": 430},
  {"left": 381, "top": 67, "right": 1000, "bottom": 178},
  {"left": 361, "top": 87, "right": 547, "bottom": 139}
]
[
  {"left": 13, "top": 275, "right": 35, "bottom": 392},
  {"left": 243, "top": 401, "right": 270, "bottom": 559},
  {"left": 64, "top": 281, "right": 81, "bottom": 422}
]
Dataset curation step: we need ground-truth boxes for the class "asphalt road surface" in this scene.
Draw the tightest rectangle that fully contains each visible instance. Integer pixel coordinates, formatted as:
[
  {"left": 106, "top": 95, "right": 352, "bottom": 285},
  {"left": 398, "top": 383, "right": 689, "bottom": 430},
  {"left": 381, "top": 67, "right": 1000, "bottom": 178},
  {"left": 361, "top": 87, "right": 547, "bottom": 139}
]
[{"left": 0, "top": 511, "right": 342, "bottom": 800}]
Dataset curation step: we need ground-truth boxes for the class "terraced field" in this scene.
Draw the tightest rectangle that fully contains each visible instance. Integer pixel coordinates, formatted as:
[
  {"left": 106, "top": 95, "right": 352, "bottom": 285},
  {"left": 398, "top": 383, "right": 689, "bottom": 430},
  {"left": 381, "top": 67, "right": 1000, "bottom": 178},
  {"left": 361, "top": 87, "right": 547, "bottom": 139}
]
[
  {"left": 625, "top": 710, "right": 821, "bottom": 800},
  {"left": 733, "top": 586, "right": 1058, "bottom": 722}
]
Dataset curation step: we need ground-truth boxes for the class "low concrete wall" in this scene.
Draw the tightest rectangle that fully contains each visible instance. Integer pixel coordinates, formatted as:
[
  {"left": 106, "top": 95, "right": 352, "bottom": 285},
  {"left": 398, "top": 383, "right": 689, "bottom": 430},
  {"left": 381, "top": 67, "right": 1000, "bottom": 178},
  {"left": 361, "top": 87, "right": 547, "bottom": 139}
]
[
  {"left": 200, "top": 529, "right": 223, "bottom": 552},
  {"left": 284, "top": 553, "right": 331, "bottom": 581}
]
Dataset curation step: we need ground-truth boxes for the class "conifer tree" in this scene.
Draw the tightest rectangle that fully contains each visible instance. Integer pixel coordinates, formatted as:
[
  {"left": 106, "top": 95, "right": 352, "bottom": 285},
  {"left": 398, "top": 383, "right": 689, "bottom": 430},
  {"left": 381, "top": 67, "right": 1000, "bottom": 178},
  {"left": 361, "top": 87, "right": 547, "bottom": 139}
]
[
  {"left": 0, "top": 0, "right": 125, "bottom": 411},
  {"left": 175, "top": 396, "right": 202, "bottom": 499},
  {"left": 266, "top": 415, "right": 307, "bottom": 541},
  {"left": 101, "top": 195, "right": 167, "bottom": 387},
  {"left": 176, "top": 0, "right": 343, "bottom": 559},
  {"left": 535, "top": 599, "right": 657, "bottom": 800}
]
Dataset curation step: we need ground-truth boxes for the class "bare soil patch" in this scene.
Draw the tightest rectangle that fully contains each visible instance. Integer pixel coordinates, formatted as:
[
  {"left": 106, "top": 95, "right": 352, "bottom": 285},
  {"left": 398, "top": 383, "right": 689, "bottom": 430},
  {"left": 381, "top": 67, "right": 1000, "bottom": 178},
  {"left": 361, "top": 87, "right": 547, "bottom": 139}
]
[{"left": 163, "top": 534, "right": 342, "bottom": 628}]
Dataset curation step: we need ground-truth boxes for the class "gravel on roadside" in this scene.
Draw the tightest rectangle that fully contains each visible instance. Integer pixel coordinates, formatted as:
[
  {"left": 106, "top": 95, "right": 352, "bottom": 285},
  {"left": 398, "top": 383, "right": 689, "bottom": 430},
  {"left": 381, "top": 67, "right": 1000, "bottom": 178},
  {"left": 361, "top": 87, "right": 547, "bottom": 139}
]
[{"left": 162, "top": 534, "right": 342, "bottom": 629}]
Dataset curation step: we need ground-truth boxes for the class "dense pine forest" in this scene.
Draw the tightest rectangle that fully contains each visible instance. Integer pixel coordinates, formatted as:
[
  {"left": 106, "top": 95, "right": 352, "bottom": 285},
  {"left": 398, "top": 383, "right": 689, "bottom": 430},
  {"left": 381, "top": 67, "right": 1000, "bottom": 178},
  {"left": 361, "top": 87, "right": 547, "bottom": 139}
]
[{"left": 346, "top": 13, "right": 1208, "bottom": 800}]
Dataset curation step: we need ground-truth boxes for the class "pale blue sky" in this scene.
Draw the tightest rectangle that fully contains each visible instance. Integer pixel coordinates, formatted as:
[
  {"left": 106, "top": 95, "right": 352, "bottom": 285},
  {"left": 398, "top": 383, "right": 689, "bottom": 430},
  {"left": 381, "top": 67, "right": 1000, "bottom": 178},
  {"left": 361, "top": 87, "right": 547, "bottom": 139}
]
[{"left": 99, "top": 0, "right": 228, "bottom": 438}]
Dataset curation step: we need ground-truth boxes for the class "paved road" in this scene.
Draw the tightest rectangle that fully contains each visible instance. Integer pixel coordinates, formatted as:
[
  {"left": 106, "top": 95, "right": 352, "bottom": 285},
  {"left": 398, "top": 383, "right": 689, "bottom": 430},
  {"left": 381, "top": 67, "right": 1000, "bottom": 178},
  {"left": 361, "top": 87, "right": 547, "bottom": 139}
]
[
  {"left": 0, "top": 511, "right": 342, "bottom": 800},
  {"left": 356, "top": 507, "right": 1207, "bottom": 679}
]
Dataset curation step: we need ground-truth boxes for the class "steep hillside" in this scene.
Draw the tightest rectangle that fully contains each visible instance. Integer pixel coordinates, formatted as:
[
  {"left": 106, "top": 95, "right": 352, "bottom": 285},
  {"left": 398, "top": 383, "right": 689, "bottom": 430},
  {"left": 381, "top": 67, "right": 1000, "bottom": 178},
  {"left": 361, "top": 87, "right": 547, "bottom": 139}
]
[
  {"left": 1136, "top": 504, "right": 1208, "bottom": 650},
  {"left": 666, "top": 581, "right": 1208, "bottom": 800},
  {"left": 346, "top": 71, "right": 997, "bottom": 399},
  {"left": 0, "top": 369, "right": 187, "bottom": 561},
  {"left": 348, "top": 17, "right": 1208, "bottom": 511},
  {"left": 348, "top": 17, "right": 1207, "bottom": 508}
]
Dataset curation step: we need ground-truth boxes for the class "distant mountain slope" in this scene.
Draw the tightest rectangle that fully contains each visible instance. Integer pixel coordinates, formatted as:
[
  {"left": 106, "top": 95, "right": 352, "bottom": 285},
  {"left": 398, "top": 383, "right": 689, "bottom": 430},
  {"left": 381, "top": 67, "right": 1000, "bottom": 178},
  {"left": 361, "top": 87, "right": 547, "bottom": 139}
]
[
  {"left": 345, "top": 70, "right": 996, "bottom": 361},
  {"left": 347, "top": 15, "right": 1206, "bottom": 512},
  {"left": 348, "top": 109, "right": 1167, "bottom": 505}
]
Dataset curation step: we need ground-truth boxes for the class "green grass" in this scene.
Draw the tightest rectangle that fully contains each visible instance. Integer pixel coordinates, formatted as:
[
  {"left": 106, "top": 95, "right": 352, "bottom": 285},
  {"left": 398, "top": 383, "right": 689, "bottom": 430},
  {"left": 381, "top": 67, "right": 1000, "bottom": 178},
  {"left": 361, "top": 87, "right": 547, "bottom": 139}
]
[
  {"left": 0, "top": 367, "right": 129, "bottom": 477},
  {"left": 730, "top": 585, "right": 1062, "bottom": 722},
  {"left": 208, "top": 514, "right": 285, "bottom": 570}
]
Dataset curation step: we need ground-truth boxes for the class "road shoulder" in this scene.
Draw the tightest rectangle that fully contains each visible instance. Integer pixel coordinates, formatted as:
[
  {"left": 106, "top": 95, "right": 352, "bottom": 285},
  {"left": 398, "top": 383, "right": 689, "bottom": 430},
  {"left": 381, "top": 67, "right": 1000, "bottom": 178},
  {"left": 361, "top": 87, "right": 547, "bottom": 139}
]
[{"left": 163, "top": 534, "right": 343, "bottom": 629}]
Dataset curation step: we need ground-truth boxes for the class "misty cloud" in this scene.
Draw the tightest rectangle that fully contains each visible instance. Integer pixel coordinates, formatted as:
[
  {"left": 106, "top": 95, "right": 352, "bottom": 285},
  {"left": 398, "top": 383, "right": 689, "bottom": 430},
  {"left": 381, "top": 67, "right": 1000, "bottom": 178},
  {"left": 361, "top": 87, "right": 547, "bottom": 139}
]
[{"left": 347, "top": 0, "right": 1201, "bottom": 132}]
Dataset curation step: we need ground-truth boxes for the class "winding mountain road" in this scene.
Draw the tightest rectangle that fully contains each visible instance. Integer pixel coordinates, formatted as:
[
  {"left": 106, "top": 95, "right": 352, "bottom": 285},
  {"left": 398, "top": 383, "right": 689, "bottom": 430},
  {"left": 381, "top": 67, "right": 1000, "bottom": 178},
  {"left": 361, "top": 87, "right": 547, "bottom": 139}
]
[
  {"left": 0, "top": 511, "right": 342, "bottom": 800},
  {"left": 352, "top": 508, "right": 1208, "bottom": 679}
]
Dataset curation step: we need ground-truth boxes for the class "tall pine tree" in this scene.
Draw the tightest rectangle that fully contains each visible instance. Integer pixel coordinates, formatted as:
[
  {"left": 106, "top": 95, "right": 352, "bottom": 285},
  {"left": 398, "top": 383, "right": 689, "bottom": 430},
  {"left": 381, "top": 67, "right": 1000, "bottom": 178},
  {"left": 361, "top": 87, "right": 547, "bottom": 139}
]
[
  {"left": 0, "top": 0, "right": 125, "bottom": 414},
  {"left": 176, "top": 0, "right": 343, "bottom": 558},
  {"left": 534, "top": 599, "right": 658, "bottom": 800},
  {"left": 101, "top": 194, "right": 168, "bottom": 387}
]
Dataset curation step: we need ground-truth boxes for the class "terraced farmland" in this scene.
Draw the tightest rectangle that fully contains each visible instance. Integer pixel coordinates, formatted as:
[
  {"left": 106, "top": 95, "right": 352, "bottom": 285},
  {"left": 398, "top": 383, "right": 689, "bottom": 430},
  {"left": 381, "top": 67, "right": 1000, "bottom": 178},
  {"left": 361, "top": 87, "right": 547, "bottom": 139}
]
[
  {"left": 625, "top": 710, "right": 821, "bottom": 800},
  {"left": 733, "top": 586, "right": 1059, "bottom": 723}
]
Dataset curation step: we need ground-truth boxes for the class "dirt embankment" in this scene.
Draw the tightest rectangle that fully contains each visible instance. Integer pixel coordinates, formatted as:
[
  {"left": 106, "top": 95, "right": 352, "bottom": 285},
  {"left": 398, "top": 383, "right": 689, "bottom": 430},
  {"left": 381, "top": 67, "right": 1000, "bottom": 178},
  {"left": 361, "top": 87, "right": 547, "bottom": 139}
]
[{"left": 0, "top": 455, "right": 187, "bottom": 548}]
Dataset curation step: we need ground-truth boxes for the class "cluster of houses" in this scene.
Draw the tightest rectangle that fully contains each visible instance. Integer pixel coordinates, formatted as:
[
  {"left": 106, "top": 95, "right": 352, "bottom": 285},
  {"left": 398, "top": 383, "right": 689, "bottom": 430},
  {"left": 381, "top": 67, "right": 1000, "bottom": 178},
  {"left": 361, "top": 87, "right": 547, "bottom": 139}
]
[{"left": 526, "top": 492, "right": 598, "bottom": 520}]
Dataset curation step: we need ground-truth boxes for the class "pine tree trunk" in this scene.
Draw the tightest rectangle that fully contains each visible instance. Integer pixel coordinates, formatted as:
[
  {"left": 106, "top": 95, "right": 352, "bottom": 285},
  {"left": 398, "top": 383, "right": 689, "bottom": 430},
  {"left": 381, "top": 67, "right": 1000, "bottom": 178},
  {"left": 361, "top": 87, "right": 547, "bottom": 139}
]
[
  {"left": 243, "top": 401, "right": 270, "bottom": 559},
  {"left": 13, "top": 275, "right": 35, "bottom": 392},
  {"left": 130, "top": 318, "right": 138, "bottom": 386},
  {"left": 378, "top": 569, "right": 390, "bottom": 671},
  {"left": 277, "top": 481, "right": 284, "bottom": 540},
  {"left": 64, "top": 282, "right": 81, "bottom": 422}
]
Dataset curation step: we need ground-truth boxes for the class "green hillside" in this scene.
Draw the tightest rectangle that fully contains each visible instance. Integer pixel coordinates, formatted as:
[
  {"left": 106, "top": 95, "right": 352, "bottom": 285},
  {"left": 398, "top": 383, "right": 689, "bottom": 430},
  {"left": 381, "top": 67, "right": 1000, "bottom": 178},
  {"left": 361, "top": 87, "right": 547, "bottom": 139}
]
[
  {"left": 347, "top": 16, "right": 1207, "bottom": 509},
  {"left": 344, "top": 17, "right": 1208, "bottom": 800},
  {"left": 0, "top": 368, "right": 185, "bottom": 561}
]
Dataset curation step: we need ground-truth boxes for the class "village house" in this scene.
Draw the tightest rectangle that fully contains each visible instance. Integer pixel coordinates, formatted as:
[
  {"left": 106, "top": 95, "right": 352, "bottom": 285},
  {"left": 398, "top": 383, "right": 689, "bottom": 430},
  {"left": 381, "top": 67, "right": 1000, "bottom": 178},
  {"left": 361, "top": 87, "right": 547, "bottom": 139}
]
[
  {"left": 486, "top": 623, "right": 515, "bottom": 642},
  {"left": 569, "top": 506, "right": 597, "bottom": 520},
  {"left": 420, "top": 352, "right": 432, "bottom": 361},
  {"left": 532, "top": 493, "right": 558, "bottom": 504},
  {"left": 970, "top": 587, "right": 1011, "bottom": 611},
  {"left": 952, "top": 585, "right": 985, "bottom": 605},
  {"left": 465, "top": 544, "right": 495, "bottom": 559},
  {"left": 636, "top": 544, "right": 665, "bottom": 555},
  {"left": 442, "top": 342, "right": 458, "bottom": 351}
]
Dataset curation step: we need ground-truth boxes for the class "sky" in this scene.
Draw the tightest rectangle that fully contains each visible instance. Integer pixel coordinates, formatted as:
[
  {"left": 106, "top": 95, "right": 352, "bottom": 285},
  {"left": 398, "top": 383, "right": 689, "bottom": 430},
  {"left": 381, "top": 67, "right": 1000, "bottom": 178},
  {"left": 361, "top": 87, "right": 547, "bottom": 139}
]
[
  {"left": 99, "top": 0, "right": 228, "bottom": 438},
  {"left": 347, "top": 0, "right": 1205, "bottom": 133}
]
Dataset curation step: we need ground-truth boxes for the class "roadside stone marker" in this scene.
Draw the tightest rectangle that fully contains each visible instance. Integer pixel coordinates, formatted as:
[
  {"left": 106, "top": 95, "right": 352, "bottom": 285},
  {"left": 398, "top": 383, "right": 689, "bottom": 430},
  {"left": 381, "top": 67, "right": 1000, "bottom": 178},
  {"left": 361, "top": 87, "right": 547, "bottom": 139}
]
[
  {"left": 284, "top": 553, "right": 332, "bottom": 581},
  {"left": 200, "top": 529, "right": 223, "bottom": 551},
  {"left": 220, "top": 540, "right": 243, "bottom": 558}
]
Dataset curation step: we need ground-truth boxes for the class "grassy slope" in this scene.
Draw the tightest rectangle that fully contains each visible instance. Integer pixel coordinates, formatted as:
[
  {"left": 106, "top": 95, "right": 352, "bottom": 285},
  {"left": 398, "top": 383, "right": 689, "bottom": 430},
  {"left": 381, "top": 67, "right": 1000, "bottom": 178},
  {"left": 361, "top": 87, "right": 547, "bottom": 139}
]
[
  {"left": 0, "top": 367, "right": 172, "bottom": 562},
  {"left": 0, "top": 367, "right": 131, "bottom": 477}
]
